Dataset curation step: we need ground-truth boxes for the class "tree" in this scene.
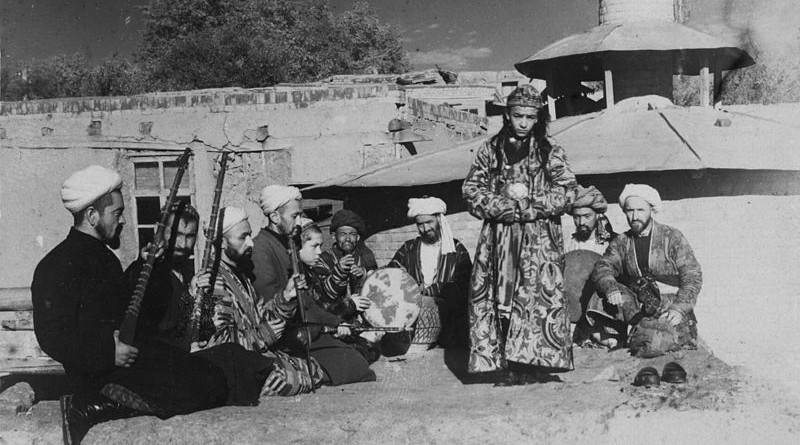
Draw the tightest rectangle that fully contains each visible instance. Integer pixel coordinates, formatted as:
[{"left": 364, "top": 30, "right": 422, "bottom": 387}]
[{"left": 136, "top": 0, "right": 410, "bottom": 91}]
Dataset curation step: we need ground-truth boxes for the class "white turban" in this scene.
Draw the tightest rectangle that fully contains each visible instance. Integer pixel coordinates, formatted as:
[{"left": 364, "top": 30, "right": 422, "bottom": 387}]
[
  {"left": 407, "top": 197, "right": 455, "bottom": 255},
  {"left": 619, "top": 184, "right": 662, "bottom": 213},
  {"left": 61, "top": 165, "right": 123, "bottom": 213},
  {"left": 259, "top": 185, "right": 302, "bottom": 214},
  {"left": 221, "top": 207, "right": 249, "bottom": 235}
]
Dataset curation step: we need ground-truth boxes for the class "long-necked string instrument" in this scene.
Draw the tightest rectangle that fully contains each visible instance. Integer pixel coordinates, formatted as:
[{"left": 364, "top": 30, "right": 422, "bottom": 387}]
[
  {"left": 118, "top": 148, "right": 192, "bottom": 345},
  {"left": 190, "top": 151, "right": 229, "bottom": 343},
  {"left": 287, "top": 225, "right": 316, "bottom": 393}
]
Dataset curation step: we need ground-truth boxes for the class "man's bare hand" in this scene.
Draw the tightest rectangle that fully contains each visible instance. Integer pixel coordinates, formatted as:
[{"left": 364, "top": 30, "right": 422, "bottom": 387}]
[
  {"left": 262, "top": 365, "right": 288, "bottom": 396},
  {"left": 114, "top": 330, "right": 138, "bottom": 368},
  {"left": 337, "top": 254, "right": 355, "bottom": 273},
  {"left": 350, "top": 264, "right": 366, "bottom": 278},
  {"left": 213, "top": 296, "right": 235, "bottom": 329},
  {"left": 283, "top": 274, "right": 306, "bottom": 301},
  {"left": 606, "top": 291, "right": 623, "bottom": 306},
  {"left": 350, "top": 295, "right": 372, "bottom": 312},
  {"left": 663, "top": 310, "right": 684, "bottom": 326},
  {"left": 190, "top": 271, "right": 224, "bottom": 297},
  {"left": 139, "top": 241, "right": 165, "bottom": 262},
  {"left": 335, "top": 326, "right": 352, "bottom": 338}
]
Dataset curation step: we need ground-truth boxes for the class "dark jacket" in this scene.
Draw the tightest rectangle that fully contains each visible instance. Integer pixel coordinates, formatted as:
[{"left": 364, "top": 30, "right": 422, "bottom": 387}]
[
  {"left": 388, "top": 238, "right": 472, "bottom": 302},
  {"left": 31, "top": 228, "right": 128, "bottom": 390},
  {"left": 251, "top": 227, "right": 291, "bottom": 303}
]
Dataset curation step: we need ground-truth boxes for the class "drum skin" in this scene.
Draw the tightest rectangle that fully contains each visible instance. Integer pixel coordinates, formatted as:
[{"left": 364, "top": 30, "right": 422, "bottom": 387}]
[
  {"left": 564, "top": 250, "right": 602, "bottom": 323},
  {"left": 361, "top": 267, "right": 421, "bottom": 329}
]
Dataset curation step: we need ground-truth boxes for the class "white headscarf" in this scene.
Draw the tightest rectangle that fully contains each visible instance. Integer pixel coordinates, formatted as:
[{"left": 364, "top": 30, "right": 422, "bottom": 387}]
[
  {"left": 619, "top": 184, "right": 662, "bottom": 213},
  {"left": 259, "top": 185, "right": 302, "bottom": 215},
  {"left": 407, "top": 197, "right": 456, "bottom": 255},
  {"left": 221, "top": 207, "right": 249, "bottom": 235},
  {"left": 61, "top": 165, "right": 123, "bottom": 213}
]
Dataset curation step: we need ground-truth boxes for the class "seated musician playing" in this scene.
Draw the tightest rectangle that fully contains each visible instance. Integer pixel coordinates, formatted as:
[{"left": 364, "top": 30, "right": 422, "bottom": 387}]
[
  {"left": 589, "top": 184, "right": 703, "bottom": 357},
  {"left": 318, "top": 210, "right": 378, "bottom": 306},
  {"left": 192, "top": 207, "right": 324, "bottom": 396},
  {"left": 388, "top": 197, "right": 472, "bottom": 349},
  {"left": 290, "top": 218, "right": 377, "bottom": 384}
]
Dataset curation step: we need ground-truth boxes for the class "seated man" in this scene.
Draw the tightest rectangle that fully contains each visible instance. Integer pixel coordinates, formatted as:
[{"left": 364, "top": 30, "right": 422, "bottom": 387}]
[
  {"left": 589, "top": 184, "right": 703, "bottom": 357},
  {"left": 124, "top": 201, "right": 199, "bottom": 351},
  {"left": 32, "top": 166, "right": 227, "bottom": 444},
  {"left": 388, "top": 197, "right": 472, "bottom": 349},
  {"left": 126, "top": 202, "right": 278, "bottom": 406},
  {"left": 563, "top": 185, "right": 621, "bottom": 348},
  {"left": 194, "top": 207, "right": 325, "bottom": 395},
  {"left": 316, "top": 209, "right": 376, "bottom": 321},
  {"left": 565, "top": 185, "right": 616, "bottom": 255}
]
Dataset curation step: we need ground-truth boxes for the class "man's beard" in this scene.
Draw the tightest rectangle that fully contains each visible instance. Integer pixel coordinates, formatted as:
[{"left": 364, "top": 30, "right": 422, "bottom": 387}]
[
  {"left": 420, "top": 230, "right": 440, "bottom": 245},
  {"left": 629, "top": 217, "right": 651, "bottom": 235},
  {"left": 339, "top": 241, "right": 356, "bottom": 254},
  {"left": 99, "top": 224, "right": 122, "bottom": 249},
  {"left": 574, "top": 225, "right": 593, "bottom": 241}
]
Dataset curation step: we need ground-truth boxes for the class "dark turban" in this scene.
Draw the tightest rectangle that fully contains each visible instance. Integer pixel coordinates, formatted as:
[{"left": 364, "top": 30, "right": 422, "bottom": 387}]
[
  {"left": 330, "top": 209, "right": 366, "bottom": 235},
  {"left": 573, "top": 185, "right": 608, "bottom": 214}
]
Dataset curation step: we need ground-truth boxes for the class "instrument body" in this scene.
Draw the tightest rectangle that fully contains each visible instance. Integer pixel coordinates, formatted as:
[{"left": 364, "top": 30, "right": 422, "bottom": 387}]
[
  {"left": 360, "top": 267, "right": 421, "bottom": 330},
  {"left": 191, "top": 152, "right": 229, "bottom": 342},
  {"left": 119, "top": 148, "right": 192, "bottom": 345}
]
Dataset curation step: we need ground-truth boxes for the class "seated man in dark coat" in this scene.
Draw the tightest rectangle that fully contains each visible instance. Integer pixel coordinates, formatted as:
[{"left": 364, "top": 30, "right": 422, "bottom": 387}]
[
  {"left": 388, "top": 197, "right": 472, "bottom": 349},
  {"left": 32, "top": 166, "right": 228, "bottom": 444}
]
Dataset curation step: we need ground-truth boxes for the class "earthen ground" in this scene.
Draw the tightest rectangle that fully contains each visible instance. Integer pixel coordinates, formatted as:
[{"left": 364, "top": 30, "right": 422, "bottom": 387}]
[{"left": 2, "top": 344, "right": 798, "bottom": 444}]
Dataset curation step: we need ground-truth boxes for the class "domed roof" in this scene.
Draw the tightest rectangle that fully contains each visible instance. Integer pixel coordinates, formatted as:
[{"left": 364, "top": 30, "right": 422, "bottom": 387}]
[{"left": 515, "top": 20, "right": 754, "bottom": 80}]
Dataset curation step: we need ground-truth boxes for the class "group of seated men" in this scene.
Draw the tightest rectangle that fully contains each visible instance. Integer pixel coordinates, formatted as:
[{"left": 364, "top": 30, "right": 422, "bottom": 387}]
[{"left": 31, "top": 165, "right": 701, "bottom": 443}]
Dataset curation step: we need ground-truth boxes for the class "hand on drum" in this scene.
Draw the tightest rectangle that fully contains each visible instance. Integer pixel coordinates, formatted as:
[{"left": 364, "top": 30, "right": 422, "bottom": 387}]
[
  {"left": 337, "top": 254, "right": 355, "bottom": 273},
  {"left": 606, "top": 291, "right": 623, "bottom": 306},
  {"left": 350, "top": 294, "right": 372, "bottom": 311}
]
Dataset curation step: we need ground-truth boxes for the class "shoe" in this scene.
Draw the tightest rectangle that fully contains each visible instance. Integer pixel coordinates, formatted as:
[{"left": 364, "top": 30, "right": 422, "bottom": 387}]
[
  {"left": 61, "top": 393, "right": 139, "bottom": 444},
  {"left": 493, "top": 370, "right": 523, "bottom": 387},
  {"left": 632, "top": 366, "right": 661, "bottom": 387},
  {"left": 662, "top": 362, "right": 687, "bottom": 384},
  {"left": 101, "top": 383, "right": 157, "bottom": 414}
]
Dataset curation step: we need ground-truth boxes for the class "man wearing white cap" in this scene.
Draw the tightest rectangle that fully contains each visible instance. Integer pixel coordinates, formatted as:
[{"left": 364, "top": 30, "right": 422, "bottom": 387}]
[
  {"left": 194, "top": 207, "right": 325, "bottom": 395},
  {"left": 32, "top": 166, "right": 227, "bottom": 444},
  {"left": 388, "top": 197, "right": 472, "bottom": 349},
  {"left": 251, "top": 184, "right": 304, "bottom": 307},
  {"left": 589, "top": 184, "right": 703, "bottom": 357}
]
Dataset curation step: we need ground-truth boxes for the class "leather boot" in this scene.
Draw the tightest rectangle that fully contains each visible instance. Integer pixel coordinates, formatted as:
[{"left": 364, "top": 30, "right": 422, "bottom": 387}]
[{"left": 61, "top": 393, "right": 139, "bottom": 445}]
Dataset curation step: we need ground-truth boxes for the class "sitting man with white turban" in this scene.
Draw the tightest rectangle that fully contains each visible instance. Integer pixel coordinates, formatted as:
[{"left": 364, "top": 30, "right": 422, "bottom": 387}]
[
  {"left": 589, "top": 184, "right": 703, "bottom": 357},
  {"left": 388, "top": 197, "right": 472, "bottom": 349},
  {"left": 194, "top": 207, "right": 325, "bottom": 395},
  {"left": 251, "top": 185, "right": 304, "bottom": 306},
  {"left": 33, "top": 166, "right": 228, "bottom": 444}
]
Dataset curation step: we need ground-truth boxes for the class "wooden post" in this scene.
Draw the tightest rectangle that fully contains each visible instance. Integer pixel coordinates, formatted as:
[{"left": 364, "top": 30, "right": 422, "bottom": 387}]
[
  {"left": 712, "top": 60, "right": 723, "bottom": 109},
  {"left": 545, "top": 71, "right": 557, "bottom": 120},
  {"left": 700, "top": 62, "right": 710, "bottom": 107},
  {"left": 604, "top": 69, "right": 615, "bottom": 109}
]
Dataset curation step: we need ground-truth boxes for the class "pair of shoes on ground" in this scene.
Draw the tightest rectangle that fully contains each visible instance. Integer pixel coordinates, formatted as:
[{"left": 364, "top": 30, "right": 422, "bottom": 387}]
[
  {"left": 632, "top": 361, "right": 687, "bottom": 387},
  {"left": 493, "top": 369, "right": 563, "bottom": 387}
]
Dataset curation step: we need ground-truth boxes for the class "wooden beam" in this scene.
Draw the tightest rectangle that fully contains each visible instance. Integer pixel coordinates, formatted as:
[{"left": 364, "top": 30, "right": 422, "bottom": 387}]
[
  {"left": 700, "top": 64, "right": 710, "bottom": 107},
  {"left": 604, "top": 69, "right": 615, "bottom": 109},
  {"left": 712, "top": 60, "right": 723, "bottom": 109}
]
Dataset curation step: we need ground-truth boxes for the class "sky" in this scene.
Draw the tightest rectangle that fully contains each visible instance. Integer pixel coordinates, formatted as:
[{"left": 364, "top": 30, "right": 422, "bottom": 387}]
[{"left": 0, "top": 0, "right": 797, "bottom": 72}]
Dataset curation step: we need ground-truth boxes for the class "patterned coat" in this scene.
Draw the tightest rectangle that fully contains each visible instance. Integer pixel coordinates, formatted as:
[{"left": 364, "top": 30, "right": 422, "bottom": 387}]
[
  {"left": 463, "top": 137, "right": 577, "bottom": 372},
  {"left": 590, "top": 221, "right": 703, "bottom": 346}
]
